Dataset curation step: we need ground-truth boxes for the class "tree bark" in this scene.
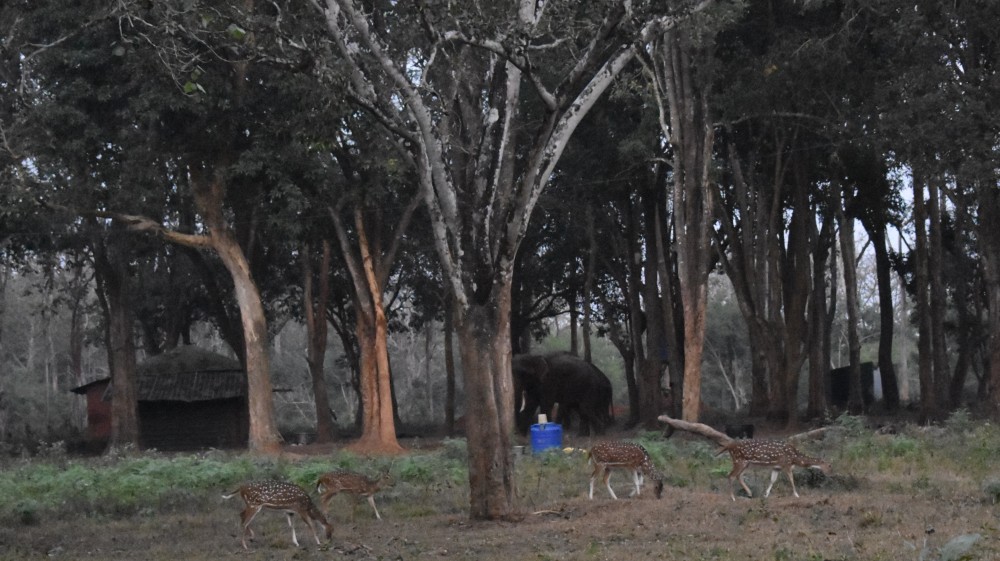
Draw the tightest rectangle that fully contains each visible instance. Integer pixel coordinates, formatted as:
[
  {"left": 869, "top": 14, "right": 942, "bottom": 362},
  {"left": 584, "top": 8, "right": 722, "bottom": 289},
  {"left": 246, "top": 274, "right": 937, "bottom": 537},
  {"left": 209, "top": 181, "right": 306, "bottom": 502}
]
[
  {"left": 645, "top": 27, "right": 715, "bottom": 422},
  {"left": 807, "top": 210, "right": 833, "bottom": 418},
  {"left": 927, "top": 180, "right": 950, "bottom": 408},
  {"left": 91, "top": 229, "right": 140, "bottom": 450},
  {"left": 456, "top": 290, "right": 516, "bottom": 519},
  {"left": 912, "top": 172, "right": 937, "bottom": 421},
  {"left": 978, "top": 181, "right": 1000, "bottom": 419},
  {"left": 191, "top": 169, "right": 282, "bottom": 454},
  {"left": 444, "top": 296, "right": 457, "bottom": 436},
  {"left": 302, "top": 240, "right": 336, "bottom": 444},
  {"left": 837, "top": 189, "right": 864, "bottom": 414},
  {"left": 867, "top": 222, "right": 900, "bottom": 411},
  {"left": 329, "top": 206, "right": 405, "bottom": 455}
]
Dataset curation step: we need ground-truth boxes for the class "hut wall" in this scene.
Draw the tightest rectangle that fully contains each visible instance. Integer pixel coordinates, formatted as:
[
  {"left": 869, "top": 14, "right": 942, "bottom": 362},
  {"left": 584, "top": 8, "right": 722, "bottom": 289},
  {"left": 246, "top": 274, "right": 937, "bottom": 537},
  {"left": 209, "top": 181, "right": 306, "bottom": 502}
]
[
  {"left": 138, "top": 398, "right": 248, "bottom": 451},
  {"left": 83, "top": 381, "right": 111, "bottom": 442}
]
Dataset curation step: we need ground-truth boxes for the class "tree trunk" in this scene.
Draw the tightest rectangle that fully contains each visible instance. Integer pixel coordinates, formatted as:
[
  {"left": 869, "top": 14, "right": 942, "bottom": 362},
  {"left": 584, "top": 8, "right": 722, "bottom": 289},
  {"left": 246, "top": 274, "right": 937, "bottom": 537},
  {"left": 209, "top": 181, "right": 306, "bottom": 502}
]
[
  {"left": 979, "top": 180, "right": 1000, "bottom": 419},
  {"left": 92, "top": 231, "right": 140, "bottom": 450},
  {"left": 868, "top": 223, "right": 900, "bottom": 411},
  {"left": 582, "top": 205, "right": 596, "bottom": 363},
  {"left": 807, "top": 212, "right": 833, "bottom": 418},
  {"left": 192, "top": 169, "right": 282, "bottom": 454},
  {"left": 651, "top": 28, "right": 715, "bottom": 422},
  {"left": 837, "top": 194, "right": 864, "bottom": 414},
  {"left": 639, "top": 192, "right": 666, "bottom": 426},
  {"left": 341, "top": 210, "right": 403, "bottom": 455},
  {"left": 927, "top": 180, "right": 950, "bottom": 409},
  {"left": 456, "top": 291, "right": 516, "bottom": 519},
  {"left": 654, "top": 193, "right": 685, "bottom": 421},
  {"left": 302, "top": 240, "right": 336, "bottom": 444},
  {"left": 912, "top": 173, "right": 937, "bottom": 421},
  {"left": 444, "top": 296, "right": 457, "bottom": 436},
  {"left": 780, "top": 173, "right": 813, "bottom": 428}
]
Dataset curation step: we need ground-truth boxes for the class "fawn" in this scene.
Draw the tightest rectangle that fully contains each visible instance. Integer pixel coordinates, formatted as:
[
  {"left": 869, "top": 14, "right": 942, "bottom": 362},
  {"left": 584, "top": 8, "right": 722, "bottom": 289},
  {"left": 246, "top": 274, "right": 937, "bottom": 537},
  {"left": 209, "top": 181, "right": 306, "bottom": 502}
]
[
  {"left": 316, "top": 469, "right": 393, "bottom": 520},
  {"left": 222, "top": 480, "right": 333, "bottom": 550},
  {"left": 718, "top": 439, "right": 830, "bottom": 501},
  {"left": 587, "top": 440, "right": 664, "bottom": 500}
]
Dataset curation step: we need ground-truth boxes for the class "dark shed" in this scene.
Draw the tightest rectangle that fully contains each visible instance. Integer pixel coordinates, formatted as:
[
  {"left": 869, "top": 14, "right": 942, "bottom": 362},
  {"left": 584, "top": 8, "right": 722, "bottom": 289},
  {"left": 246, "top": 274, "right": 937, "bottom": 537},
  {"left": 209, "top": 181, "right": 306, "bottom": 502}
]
[{"left": 70, "top": 346, "right": 248, "bottom": 451}]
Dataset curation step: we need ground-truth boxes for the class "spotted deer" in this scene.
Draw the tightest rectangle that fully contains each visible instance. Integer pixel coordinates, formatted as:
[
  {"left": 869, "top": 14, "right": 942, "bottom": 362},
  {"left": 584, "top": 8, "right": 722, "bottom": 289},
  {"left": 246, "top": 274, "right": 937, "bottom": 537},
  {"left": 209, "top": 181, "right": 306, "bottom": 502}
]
[
  {"left": 316, "top": 469, "right": 393, "bottom": 520},
  {"left": 718, "top": 439, "right": 830, "bottom": 501},
  {"left": 222, "top": 480, "right": 333, "bottom": 550},
  {"left": 587, "top": 440, "right": 664, "bottom": 500}
]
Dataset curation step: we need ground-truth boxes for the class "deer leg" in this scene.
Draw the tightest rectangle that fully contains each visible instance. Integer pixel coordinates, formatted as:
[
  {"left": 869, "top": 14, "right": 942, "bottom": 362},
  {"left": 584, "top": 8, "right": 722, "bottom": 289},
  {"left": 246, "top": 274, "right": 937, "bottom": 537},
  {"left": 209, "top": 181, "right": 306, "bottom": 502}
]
[
  {"left": 764, "top": 469, "right": 780, "bottom": 498},
  {"left": 603, "top": 467, "right": 619, "bottom": 500},
  {"left": 729, "top": 462, "right": 751, "bottom": 501},
  {"left": 367, "top": 495, "right": 382, "bottom": 520},
  {"left": 589, "top": 462, "right": 602, "bottom": 499},
  {"left": 299, "top": 511, "right": 322, "bottom": 545},
  {"left": 786, "top": 467, "right": 799, "bottom": 498},
  {"left": 286, "top": 512, "right": 300, "bottom": 547},
  {"left": 240, "top": 505, "right": 262, "bottom": 550},
  {"left": 630, "top": 470, "right": 641, "bottom": 497}
]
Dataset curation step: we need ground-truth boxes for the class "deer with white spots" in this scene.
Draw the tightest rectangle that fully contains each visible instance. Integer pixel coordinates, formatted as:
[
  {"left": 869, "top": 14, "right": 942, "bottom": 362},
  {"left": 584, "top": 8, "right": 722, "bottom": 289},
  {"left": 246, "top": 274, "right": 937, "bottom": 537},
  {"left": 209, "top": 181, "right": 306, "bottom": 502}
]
[
  {"left": 587, "top": 440, "right": 664, "bottom": 500},
  {"left": 222, "top": 480, "right": 333, "bottom": 550},
  {"left": 719, "top": 439, "right": 830, "bottom": 501},
  {"left": 316, "top": 469, "right": 393, "bottom": 520}
]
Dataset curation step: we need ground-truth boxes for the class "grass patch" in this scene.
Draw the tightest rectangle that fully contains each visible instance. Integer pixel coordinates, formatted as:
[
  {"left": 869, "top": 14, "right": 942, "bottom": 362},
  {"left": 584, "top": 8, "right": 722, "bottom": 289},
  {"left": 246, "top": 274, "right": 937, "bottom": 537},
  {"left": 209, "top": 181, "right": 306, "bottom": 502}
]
[{"left": 1, "top": 420, "right": 999, "bottom": 531}]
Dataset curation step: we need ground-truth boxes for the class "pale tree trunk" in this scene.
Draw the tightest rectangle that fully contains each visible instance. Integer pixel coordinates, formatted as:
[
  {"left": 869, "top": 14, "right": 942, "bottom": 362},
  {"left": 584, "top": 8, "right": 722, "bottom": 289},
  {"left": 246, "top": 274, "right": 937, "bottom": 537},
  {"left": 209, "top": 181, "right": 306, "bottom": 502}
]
[
  {"left": 92, "top": 231, "right": 140, "bottom": 450},
  {"left": 193, "top": 172, "right": 282, "bottom": 453},
  {"left": 302, "top": 240, "right": 336, "bottom": 444}
]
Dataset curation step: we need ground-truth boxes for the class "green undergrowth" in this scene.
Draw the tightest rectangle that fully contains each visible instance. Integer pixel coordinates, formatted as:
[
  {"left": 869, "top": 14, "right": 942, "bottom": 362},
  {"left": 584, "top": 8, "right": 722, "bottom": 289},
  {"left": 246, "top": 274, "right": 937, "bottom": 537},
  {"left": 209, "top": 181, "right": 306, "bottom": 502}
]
[{"left": 2, "top": 415, "right": 1000, "bottom": 527}]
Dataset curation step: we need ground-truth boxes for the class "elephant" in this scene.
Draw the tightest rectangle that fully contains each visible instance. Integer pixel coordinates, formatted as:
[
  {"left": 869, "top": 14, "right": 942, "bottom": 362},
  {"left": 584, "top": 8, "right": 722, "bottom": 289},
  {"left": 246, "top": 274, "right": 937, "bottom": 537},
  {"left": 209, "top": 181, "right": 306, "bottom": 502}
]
[{"left": 512, "top": 352, "right": 614, "bottom": 436}]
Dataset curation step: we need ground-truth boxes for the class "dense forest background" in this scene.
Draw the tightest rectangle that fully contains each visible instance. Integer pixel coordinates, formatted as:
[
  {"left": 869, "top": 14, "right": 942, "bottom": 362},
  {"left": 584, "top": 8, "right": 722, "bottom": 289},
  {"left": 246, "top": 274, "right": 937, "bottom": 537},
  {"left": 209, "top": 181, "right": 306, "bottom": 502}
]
[
  {"left": 0, "top": 245, "right": 897, "bottom": 450},
  {"left": 2, "top": 0, "right": 999, "bottom": 518}
]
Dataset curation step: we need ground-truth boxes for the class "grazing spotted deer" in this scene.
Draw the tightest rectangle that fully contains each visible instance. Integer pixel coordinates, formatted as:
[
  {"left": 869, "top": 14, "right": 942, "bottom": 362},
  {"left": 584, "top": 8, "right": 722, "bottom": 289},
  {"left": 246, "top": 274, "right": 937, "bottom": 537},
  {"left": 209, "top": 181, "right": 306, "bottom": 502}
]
[
  {"left": 316, "top": 469, "right": 393, "bottom": 520},
  {"left": 718, "top": 439, "right": 830, "bottom": 501},
  {"left": 222, "top": 480, "right": 333, "bottom": 550},
  {"left": 587, "top": 440, "right": 664, "bottom": 500}
]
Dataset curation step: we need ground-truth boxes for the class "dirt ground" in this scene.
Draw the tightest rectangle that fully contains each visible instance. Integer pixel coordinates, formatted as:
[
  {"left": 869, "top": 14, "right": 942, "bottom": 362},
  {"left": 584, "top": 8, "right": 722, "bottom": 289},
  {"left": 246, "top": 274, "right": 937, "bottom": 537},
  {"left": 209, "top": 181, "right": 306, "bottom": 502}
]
[{"left": 2, "top": 428, "right": 999, "bottom": 561}]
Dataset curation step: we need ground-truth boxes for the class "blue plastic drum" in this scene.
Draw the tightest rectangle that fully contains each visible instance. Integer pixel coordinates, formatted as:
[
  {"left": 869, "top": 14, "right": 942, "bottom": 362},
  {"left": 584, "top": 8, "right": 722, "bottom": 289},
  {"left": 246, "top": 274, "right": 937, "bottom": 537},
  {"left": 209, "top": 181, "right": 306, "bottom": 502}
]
[{"left": 530, "top": 423, "right": 563, "bottom": 454}]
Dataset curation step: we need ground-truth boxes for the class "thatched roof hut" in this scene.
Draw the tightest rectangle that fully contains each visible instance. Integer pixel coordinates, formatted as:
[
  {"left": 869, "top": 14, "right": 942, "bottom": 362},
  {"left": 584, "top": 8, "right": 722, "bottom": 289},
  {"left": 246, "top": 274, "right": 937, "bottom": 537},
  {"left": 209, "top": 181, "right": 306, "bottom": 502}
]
[{"left": 71, "top": 346, "right": 249, "bottom": 451}]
